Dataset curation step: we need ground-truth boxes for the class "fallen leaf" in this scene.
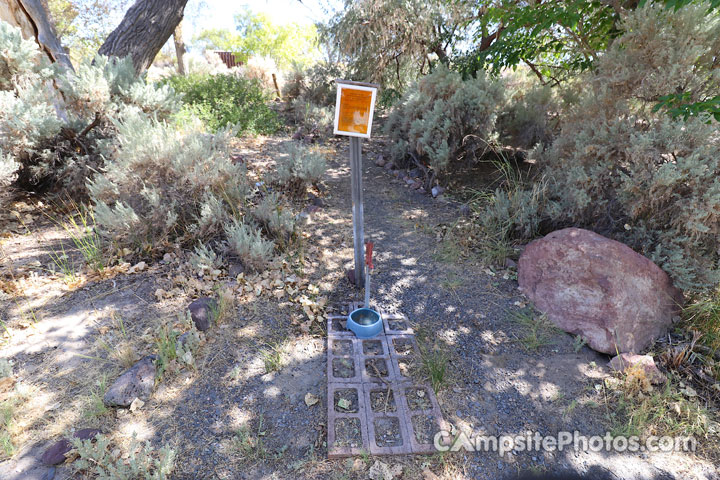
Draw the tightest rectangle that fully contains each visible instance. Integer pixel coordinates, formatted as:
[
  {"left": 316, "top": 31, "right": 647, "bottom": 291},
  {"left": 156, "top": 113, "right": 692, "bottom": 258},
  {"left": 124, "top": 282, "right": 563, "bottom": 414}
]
[
  {"left": 337, "top": 398, "right": 351, "bottom": 410},
  {"left": 304, "top": 392, "right": 319, "bottom": 407}
]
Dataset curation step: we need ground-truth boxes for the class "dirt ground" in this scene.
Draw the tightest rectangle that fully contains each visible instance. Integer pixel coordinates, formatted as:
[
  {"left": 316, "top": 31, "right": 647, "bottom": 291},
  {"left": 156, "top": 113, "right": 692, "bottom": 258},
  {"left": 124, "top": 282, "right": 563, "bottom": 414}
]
[{"left": 0, "top": 130, "right": 718, "bottom": 480}]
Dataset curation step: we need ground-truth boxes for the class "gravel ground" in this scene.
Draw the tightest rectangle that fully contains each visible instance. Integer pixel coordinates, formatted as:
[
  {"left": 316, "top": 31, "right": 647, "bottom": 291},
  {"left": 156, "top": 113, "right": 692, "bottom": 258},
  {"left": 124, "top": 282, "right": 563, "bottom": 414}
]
[{"left": 0, "top": 131, "right": 717, "bottom": 480}]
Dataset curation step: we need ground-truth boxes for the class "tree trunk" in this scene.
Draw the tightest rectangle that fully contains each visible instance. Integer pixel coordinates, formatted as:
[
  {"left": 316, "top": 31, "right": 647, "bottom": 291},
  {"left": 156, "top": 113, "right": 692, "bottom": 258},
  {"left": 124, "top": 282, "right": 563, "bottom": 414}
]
[
  {"left": 173, "top": 21, "right": 185, "bottom": 75},
  {"left": 98, "top": 0, "right": 188, "bottom": 73},
  {"left": 0, "top": 0, "right": 72, "bottom": 69}
]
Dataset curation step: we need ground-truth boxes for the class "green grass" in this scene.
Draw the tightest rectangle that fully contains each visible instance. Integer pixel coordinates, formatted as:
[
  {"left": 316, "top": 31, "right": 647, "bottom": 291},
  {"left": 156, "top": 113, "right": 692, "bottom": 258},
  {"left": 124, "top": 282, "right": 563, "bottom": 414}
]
[
  {"left": 682, "top": 294, "right": 720, "bottom": 380},
  {"left": 260, "top": 343, "right": 285, "bottom": 374},
  {"left": 510, "top": 309, "right": 562, "bottom": 352},
  {"left": 419, "top": 348, "right": 449, "bottom": 394},
  {"left": 154, "top": 325, "right": 179, "bottom": 380},
  {"left": 233, "top": 413, "right": 267, "bottom": 461},
  {"left": 0, "top": 400, "right": 15, "bottom": 457},
  {"left": 48, "top": 243, "right": 77, "bottom": 284},
  {"left": 84, "top": 374, "right": 109, "bottom": 418},
  {"left": 606, "top": 375, "right": 712, "bottom": 440}
]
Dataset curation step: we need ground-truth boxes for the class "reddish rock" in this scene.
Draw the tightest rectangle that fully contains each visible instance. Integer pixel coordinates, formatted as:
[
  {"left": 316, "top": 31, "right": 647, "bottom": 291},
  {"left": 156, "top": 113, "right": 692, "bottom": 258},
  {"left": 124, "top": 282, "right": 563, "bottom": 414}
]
[
  {"left": 518, "top": 228, "right": 683, "bottom": 354},
  {"left": 609, "top": 353, "right": 666, "bottom": 384}
]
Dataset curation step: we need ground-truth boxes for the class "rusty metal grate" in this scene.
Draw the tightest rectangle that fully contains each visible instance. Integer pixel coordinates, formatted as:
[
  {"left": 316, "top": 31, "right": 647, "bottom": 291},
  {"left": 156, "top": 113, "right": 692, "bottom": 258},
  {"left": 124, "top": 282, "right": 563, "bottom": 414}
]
[{"left": 327, "top": 303, "right": 449, "bottom": 457}]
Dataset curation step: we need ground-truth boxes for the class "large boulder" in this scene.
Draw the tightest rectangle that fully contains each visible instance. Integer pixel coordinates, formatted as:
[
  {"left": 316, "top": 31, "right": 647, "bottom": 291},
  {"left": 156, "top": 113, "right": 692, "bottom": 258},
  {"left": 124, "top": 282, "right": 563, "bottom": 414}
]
[{"left": 518, "top": 228, "right": 683, "bottom": 354}]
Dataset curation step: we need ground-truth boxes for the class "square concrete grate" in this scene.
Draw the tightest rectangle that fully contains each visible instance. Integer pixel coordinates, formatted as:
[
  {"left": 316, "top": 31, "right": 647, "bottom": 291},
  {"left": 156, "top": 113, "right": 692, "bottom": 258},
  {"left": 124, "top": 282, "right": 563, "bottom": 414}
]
[{"left": 327, "top": 304, "right": 447, "bottom": 458}]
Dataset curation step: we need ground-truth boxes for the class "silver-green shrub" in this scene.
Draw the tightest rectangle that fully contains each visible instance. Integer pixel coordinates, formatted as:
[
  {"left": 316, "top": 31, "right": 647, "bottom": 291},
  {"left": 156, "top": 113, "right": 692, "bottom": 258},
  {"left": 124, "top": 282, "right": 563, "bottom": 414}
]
[
  {"left": 224, "top": 218, "right": 275, "bottom": 271},
  {"left": 384, "top": 66, "right": 505, "bottom": 176},
  {"left": 251, "top": 192, "right": 296, "bottom": 242},
  {"left": 0, "top": 20, "right": 180, "bottom": 195},
  {"left": 72, "top": 434, "right": 175, "bottom": 480},
  {"left": 275, "top": 141, "right": 327, "bottom": 195},
  {"left": 88, "top": 113, "right": 250, "bottom": 253}
]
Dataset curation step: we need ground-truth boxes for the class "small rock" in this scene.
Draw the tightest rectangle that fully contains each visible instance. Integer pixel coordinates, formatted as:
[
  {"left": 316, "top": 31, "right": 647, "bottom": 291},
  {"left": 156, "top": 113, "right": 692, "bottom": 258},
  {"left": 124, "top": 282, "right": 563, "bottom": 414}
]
[
  {"left": 304, "top": 205, "right": 321, "bottom": 215},
  {"left": 408, "top": 168, "right": 421, "bottom": 178},
  {"left": 228, "top": 262, "right": 244, "bottom": 278},
  {"left": 41, "top": 439, "right": 71, "bottom": 465},
  {"left": 312, "top": 196, "right": 325, "bottom": 208},
  {"left": 129, "top": 397, "right": 145, "bottom": 412},
  {"left": 346, "top": 269, "right": 356, "bottom": 285},
  {"left": 609, "top": 353, "right": 666, "bottom": 384},
  {"left": 188, "top": 297, "right": 218, "bottom": 332},
  {"left": 417, "top": 188, "right": 426, "bottom": 194},
  {"left": 41, "top": 429, "right": 101, "bottom": 465},
  {"left": 431, "top": 186, "right": 445, "bottom": 198},
  {"left": 103, "top": 356, "right": 157, "bottom": 407},
  {"left": 384, "top": 161, "right": 395, "bottom": 170},
  {"left": 405, "top": 179, "right": 415, "bottom": 186},
  {"left": 128, "top": 261, "right": 146, "bottom": 274},
  {"left": 504, "top": 258, "right": 517, "bottom": 269},
  {"left": 411, "top": 181, "right": 422, "bottom": 190},
  {"left": 292, "top": 128, "right": 303, "bottom": 140},
  {"left": 304, "top": 392, "right": 319, "bottom": 407},
  {"left": 162, "top": 253, "right": 173, "bottom": 263},
  {"left": 374, "top": 154, "right": 386, "bottom": 167},
  {"left": 459, "top": 204, "right": 471, "bottom": 217}
]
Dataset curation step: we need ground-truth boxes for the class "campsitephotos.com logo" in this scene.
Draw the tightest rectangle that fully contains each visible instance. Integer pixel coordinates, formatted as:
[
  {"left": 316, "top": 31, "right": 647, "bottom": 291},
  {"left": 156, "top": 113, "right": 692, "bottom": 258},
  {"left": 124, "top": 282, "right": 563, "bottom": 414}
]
[{"left": 433, "top": 430, "right": 696, "bottom": 456}]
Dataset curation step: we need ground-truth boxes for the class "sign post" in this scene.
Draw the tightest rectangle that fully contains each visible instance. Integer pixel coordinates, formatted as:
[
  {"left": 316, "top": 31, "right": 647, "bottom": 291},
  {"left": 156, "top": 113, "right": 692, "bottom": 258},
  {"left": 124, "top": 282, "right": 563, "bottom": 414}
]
[{"left": 333, "top": 79, "right": 379, "bottom": 288}]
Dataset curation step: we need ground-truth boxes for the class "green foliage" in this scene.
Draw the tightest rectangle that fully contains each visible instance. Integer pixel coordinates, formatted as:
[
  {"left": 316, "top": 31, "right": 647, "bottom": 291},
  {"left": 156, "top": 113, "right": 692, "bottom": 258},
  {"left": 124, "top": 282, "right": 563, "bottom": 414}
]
[
  {"left": 274, "top": 142, "right": 327, "bottom": 195},
  {"left": 385, "top": 66, "right": 504, "bottom": 176},
  {"left": 73, "top": 433, "right": 176, "bottom": 480},
  {"left": 479, "top": 2, "right": 720, "bottom": 292},
  {"left": 162, "top": 73, "right": 280, "bottom": 134},
  {"left": 194, "top": 8, "right": 320, "bottom": 69},
  {"left": 462, "top": 0, "right": 618, "bottom": 83}
]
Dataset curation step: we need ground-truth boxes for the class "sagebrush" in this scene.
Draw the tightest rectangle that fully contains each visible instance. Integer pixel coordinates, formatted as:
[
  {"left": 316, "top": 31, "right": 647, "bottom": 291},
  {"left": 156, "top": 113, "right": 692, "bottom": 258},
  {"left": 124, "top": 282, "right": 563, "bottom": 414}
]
[
  {"left": 384, "top": 66, "right": 504, "bottom": 182},
  {"left": 479, "top": 3, "right": 720, "bottom": 292}
]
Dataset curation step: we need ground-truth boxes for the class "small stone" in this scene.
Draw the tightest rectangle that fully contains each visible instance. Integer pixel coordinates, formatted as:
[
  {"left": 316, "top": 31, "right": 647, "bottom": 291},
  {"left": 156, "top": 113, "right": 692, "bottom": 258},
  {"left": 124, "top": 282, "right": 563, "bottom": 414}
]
[
  {"left": 431, "top": 186, "right": 445, "bottom": 198},
  {"left": 103, "top": 356, "right": 156, "bottom": 407},
  {"left": 312, "top": 196, "right": 325, "bottom": 208},
  {"left": 418, "top": 188, "right": 426, "bottom": 194},
  {"left": 41, "top": 429, "right": 101, "bottom": 465},
  {"left": 228, "top": 262, "right": 244, "bottom": 278},
  {"left": 411, "top": 181, "right": 422, "bottom": 190},
  {"left": 188, "top": 297, "right": 218, "bottom": 332},
  {"left": 374, "top": 154, "right": 386, "bottom": 167},
  {"left": 41, "top": 439, "right": 71, "bottom": 465},
  {"left": 162, "top": 253, "right": 173, "bottom": 263},
  {"left": 129, "top": 397, "right": 145, "bottom": 412},
  {"left": 459, "top": 204, "right": 471, "bottom": 217},
  {"left": 304, "top": 392, "right": 320, "bottom": 407},
  {"left": 504, "top": 258, "right": 517, "bottom": 269},
  {"left": 292, "top": 128, "right": 303, "bottom": 140},
  {"left": 384, "top": 161, "right": 395, "bottom": 170},
  {"left": 409, "top": 168, "right": 421, "bottom": 178},
  {"left": 405, "top": 179, "right": 415, "bottom": 186}
]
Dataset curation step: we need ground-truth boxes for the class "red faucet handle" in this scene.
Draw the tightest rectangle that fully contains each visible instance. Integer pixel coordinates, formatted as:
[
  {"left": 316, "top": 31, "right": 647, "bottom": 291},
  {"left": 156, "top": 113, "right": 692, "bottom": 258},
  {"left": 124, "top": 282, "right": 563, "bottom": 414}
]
[{"left": 365, "top": 241, "right": 374, "bottom": 269}]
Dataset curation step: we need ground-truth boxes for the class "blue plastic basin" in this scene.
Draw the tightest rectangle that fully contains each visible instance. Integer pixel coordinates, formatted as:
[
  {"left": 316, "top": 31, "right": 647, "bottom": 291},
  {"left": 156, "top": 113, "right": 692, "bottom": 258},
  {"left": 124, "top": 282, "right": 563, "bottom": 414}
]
[{"left": 347, "top": 308, "right": 383, "bottom": 339}]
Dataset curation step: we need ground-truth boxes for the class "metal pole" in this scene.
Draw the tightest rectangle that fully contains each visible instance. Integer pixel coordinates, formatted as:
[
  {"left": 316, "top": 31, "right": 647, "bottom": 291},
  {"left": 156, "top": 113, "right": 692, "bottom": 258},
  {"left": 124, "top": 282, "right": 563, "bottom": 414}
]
[{"left": 349, "top": 136, "right": 364, "bottom": 288}]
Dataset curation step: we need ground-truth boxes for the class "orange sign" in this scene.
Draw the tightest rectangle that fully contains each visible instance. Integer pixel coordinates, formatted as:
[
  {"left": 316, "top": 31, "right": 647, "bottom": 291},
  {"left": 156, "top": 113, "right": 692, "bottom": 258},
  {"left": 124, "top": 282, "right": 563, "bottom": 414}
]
[{"left": 334, "top": 81, "right": 378, "bottom": 138}]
